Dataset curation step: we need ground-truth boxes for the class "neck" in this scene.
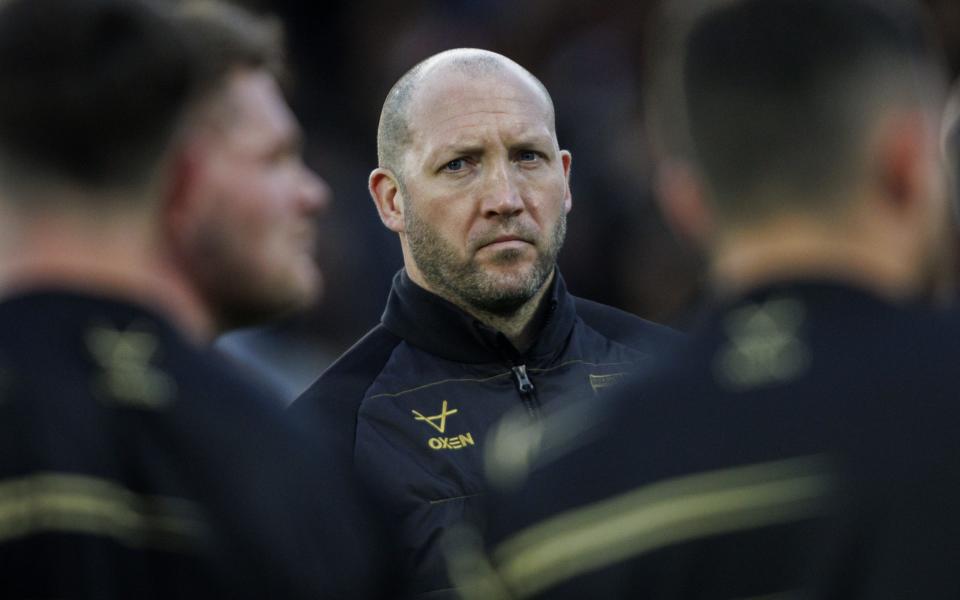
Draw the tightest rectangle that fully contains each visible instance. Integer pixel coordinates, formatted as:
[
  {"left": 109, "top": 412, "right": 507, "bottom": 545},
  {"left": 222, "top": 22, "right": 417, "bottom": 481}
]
[
  {"left": 407, "top": 265, "right": 555, "bottom": 353},
  {"left": 710, "top": 216, "right": 921, "bottom": 302},
  {"left": 469, "top": 271, "right": 555, "bottom": 353},
  {"left": 0, "top": 207, "right": 216, "bottom": 344}
]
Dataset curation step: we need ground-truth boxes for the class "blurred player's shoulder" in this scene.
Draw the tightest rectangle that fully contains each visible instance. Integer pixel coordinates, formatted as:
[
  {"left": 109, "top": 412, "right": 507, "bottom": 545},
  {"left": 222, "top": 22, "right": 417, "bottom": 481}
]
[
  {"left": 0, "top": 289, "right": 395, "bottom": 598},
  {"left": 573, "top": 295, "right": 683, "bottom": 355},
  {"left": 295, "top": 324, "right": 404, "bottom": 407},
  {"left": 469, "top": 282, "right": 960, "bottom": 598},
  {"left": 289, "top": 323, "right": 403, "bottom": 450}
]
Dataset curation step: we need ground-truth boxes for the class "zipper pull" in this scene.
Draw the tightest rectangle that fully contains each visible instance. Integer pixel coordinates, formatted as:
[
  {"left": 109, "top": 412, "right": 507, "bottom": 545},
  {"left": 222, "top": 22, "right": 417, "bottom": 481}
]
[{"left": 511, "top": 365, "right": 535, "bottom": 394}]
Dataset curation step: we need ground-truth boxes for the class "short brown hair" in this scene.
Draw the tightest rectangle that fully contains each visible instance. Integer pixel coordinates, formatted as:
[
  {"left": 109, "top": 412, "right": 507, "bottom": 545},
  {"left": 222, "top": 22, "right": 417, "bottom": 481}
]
[
  {"left": 0, "top": 0, "right": 196, "bottom": 191},
  {"left": 0, "top": 0, "right": 291, "bottom": 198},
  {"left": 177, "top": 1, "right": 289, "bottom": 97}
]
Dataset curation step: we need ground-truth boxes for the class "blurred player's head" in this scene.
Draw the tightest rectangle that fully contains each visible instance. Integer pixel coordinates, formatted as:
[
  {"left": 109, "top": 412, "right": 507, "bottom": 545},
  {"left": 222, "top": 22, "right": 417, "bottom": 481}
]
[
  {"left": 0, "top": 0, "right": 193, "bottom": 203},
  {"left": 0, "top": 0, "right": 327, "bottom": 337},
  {"left": 650, "top": 0, "right": 950, "bottom": 299},
  {"left": 369, "top": 49, "right": 572, "bottom": 317},
  {"left": 163, "top": 1, "right": 329, "bottom": 333}
]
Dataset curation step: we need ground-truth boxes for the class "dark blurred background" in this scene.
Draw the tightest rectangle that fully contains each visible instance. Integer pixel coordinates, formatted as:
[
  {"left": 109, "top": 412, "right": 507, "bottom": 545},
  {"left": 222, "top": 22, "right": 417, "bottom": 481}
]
[{"left": 217, "top": 0, "right": 960, "bottom": 400}]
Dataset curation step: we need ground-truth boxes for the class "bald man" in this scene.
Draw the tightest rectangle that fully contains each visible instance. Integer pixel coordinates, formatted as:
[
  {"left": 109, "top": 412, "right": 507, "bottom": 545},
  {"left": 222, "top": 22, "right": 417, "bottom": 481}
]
[{"left": 289, "top": 48, "right": 678, "bottom": 598}]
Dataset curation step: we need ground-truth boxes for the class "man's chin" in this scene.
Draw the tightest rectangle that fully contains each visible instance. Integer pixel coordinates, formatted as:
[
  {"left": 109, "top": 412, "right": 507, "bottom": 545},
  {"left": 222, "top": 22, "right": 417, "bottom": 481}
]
[
  {"left": 300, "top": 268, "right": 324, "bottom": 305},
  {"left": 465, "top": 270, "right": 550, "bottom": 314},
  {"left": 230, "top": 274, "right": 320, "bottom": 325},
  {"left": 482, "top": 245, "right": 533, "bottom": 266},
  {"left": 269, "top": 266, "right": 322, "bottom": 309},
  {"left": 480, "top": 267, "right": 536, "bottom": 290}
]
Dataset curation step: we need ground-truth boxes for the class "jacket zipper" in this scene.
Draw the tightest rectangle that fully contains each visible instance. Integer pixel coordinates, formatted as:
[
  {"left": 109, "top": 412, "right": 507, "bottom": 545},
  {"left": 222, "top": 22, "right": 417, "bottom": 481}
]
[{"left": 511, "top": 364, "right": 540, "bottom": 418}]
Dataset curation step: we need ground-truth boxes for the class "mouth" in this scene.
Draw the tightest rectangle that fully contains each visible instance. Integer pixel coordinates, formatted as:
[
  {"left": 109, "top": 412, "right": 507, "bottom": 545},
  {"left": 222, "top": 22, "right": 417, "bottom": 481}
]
[{"left": 478, "top": 235, "right": 533, "bottom": 251}]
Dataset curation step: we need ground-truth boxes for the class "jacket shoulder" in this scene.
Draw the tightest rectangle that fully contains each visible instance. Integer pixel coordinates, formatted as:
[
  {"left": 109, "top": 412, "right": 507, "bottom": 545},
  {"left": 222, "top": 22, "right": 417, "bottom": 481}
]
[
  {"left": 573, "top": 296, "right": 681, "bottom": 354},
  {"left": 290, "top": 324, "right": 402, "bottom": 421}
]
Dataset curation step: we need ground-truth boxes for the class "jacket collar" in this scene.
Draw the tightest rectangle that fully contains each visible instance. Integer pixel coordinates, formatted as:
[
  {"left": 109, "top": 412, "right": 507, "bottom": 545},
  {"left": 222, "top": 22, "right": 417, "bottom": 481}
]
[
  {"left": 688, "top": 278, "right": 922, "bottom": 341},
  {"left": 380, "top": 268, "right": 578, "bottom": 365}
]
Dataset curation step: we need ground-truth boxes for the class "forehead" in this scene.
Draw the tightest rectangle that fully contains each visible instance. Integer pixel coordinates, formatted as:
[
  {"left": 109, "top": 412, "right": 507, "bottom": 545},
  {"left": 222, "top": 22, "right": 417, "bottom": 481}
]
[
  {"left": 405, "top": 67, "right": 556, "bottom": 152},
  {"left": 214, "top": 69, "right": 298, "bottom": 144}
]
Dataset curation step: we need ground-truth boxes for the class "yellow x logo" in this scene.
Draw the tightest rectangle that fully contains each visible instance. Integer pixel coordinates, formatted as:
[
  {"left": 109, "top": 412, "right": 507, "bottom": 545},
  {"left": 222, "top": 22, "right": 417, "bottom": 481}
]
[
  {"left": 85, "top": 323, "right": 174, "bottom": 408},
  {"left": 412, "top": 400, "right": 458, "bottom": 434}
]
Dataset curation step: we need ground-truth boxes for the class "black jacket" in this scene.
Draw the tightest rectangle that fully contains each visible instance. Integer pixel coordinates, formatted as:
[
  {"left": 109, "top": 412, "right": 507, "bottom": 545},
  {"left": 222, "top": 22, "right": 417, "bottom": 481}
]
[
  {"left": 0, "top": 290, "right": 393, "bottom": 599},
  {"left": 290, "top": 269, "right": 678, "bottom": 598},
  {"left": 472, "top": 281, "right": 960, "bottom": 599}
]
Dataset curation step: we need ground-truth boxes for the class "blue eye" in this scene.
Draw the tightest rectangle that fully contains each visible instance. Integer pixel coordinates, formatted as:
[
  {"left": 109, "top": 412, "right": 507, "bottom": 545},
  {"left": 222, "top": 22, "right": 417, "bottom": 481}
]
[
  {"left": 444, "top": 158, "right": 465, "bottom": 172},
  {"left": 518, "top": 151, "right": 538, "bottom": 162}
]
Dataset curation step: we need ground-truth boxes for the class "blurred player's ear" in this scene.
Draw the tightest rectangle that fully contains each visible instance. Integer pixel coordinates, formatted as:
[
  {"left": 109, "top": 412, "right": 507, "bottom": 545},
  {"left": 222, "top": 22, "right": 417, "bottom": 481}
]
[
  {"left": 656, "top": 160, "right": 712, "bottom": 248},
  {"left": 871, "top": 109, "right": 956, "bottom": 305},
  {"left": 161, "top": 143, "right": 205, "bottom": 249},
  {"left": 875, "top": 111, "right": 933, "bottom": 215},
  {"left": 369, "top": 167, "right": 405, "bottom": 233}
]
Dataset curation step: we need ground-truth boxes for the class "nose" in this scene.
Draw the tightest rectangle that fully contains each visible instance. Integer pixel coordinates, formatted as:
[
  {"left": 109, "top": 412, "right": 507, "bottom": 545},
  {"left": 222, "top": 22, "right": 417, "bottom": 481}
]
[
  {"left": 481, "top": 161, "right": 523, "bottom": 219},
  {"left": 298, "top": 164, "right": 331, "bottom": 216}
]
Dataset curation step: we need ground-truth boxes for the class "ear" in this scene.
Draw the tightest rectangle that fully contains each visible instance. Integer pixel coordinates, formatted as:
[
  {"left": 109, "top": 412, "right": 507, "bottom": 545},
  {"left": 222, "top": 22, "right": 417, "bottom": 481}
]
[
  {"left": 876, "top": 112, "right": 930, "bottom": 214},
  {"left": 560, "top": 149, "right": 573, "bottom": 214},
  {"left": 369, "top": 167, "right": 405, "bottom": 233},
  {"left": 160, "top": 143, "right": 205, "bottom": 247},
  {"left": 655, "top": 160, "right": 712, "bottom": 248}
]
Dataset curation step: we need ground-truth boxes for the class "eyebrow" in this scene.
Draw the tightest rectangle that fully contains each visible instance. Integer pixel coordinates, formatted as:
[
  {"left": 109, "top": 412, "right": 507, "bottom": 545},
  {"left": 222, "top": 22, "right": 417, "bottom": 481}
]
[
  {"left": 510, "top": 135, "right": 555, "bottom": 150},
  {"left": 431, "top": 144, "right": 486, "bottom": 160},
  {"left": 429, "top": 135, "right": 556, "bottom": 161}
]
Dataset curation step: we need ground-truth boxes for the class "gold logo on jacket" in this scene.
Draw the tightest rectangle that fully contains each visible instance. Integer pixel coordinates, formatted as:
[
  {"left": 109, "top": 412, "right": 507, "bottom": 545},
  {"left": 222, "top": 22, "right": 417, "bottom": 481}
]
[
  {"left": 86, "top": 323, "right": 175, "bottom": 408},
  {"left": 412, "top": 400, "right": 475, "bottom": 451},
  {"left": 714, "top": 297, "right": 810, "bottom": 390},
  {"left": 412, "top": 399, "right": 457, "bottom": 433},
  {"left": 589, "top": 372, "right": 627, "bottom": 393}
]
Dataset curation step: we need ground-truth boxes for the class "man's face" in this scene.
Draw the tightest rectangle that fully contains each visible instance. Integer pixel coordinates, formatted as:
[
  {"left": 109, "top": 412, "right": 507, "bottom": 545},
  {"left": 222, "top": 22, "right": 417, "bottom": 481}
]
[
  {"left": 396, "top": 66, "right": 572, "bottom": 315},
  {"left": 176, "top": 69, "right": 328, "bottom": 330}
]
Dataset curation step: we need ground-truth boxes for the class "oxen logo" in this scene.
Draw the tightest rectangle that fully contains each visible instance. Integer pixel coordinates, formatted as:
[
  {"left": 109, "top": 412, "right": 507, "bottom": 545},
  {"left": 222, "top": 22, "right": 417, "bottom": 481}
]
[
  {"left": 412, "top": 400, "right": 475, "bottom": 451},
  {"left": 412, "top": 400, "right": 458, "bottom": 434}
]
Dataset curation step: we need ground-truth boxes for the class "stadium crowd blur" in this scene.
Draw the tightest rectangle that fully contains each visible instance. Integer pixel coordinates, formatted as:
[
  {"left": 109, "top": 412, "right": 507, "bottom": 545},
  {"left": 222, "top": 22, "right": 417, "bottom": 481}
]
[{"left": 220, "top": 0, "right": 960, "bottom": 400}]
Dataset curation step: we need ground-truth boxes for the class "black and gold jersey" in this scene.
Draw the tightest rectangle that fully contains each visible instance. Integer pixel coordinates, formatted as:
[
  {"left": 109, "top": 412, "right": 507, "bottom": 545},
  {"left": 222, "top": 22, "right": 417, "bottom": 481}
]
[
  {"left": 462, "top": 281, "right": 960, "bottom": 599},
  {"left": 0, "top": 289, "right": 393, "bottom": 599}
]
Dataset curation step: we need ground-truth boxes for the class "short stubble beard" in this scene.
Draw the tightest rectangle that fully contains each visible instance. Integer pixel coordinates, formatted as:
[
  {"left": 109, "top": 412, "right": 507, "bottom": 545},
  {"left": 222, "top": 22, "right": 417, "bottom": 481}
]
[{"left": 404, "top": 201, "right": 566, "bottom": 317}]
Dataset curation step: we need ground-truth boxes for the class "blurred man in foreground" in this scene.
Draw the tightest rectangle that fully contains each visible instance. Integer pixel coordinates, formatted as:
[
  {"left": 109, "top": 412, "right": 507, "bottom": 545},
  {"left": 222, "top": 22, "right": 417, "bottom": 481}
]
[
  {"left": 450, "top": 0, "right": 959, "bottom": 598},
  {"left": 0, "top": 0, "right": 388, "bottom": 597},
  {"left": 289, "top": 48, "right": 678, "bottom": 598}
]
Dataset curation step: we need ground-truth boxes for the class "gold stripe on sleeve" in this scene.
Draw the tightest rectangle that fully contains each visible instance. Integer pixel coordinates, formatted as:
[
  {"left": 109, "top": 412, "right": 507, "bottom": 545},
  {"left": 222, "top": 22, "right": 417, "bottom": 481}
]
[
  {"left": 494, "top": 456, "right": 830, "bottom": 598},
  {"left": 0, "top": 472, "right": 207, "bottom": 551}
]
